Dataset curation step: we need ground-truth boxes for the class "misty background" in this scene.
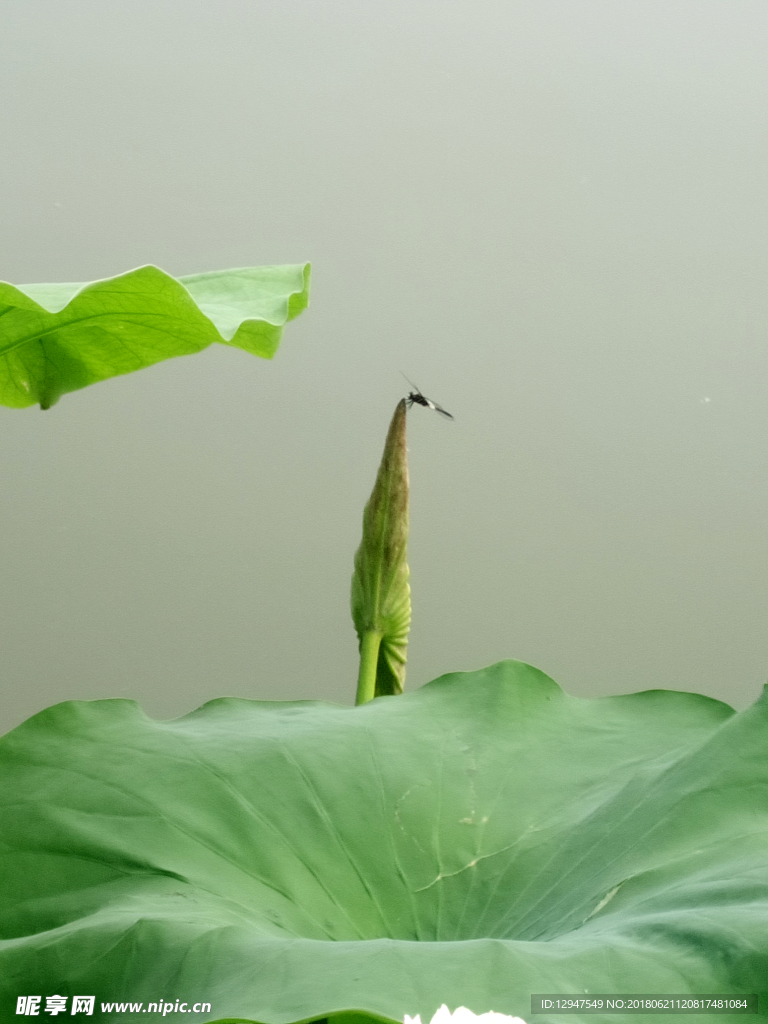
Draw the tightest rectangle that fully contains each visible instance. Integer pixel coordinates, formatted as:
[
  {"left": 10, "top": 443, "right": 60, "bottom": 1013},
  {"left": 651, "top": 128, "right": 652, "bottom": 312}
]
[{"left": 2, "top": 1, "right": 768, "bottom": 733}]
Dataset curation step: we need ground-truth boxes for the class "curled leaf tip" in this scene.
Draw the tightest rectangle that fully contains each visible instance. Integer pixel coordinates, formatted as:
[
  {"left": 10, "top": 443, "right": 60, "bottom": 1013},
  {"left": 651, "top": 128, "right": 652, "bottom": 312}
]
[
  {"left": 0, "top": 263, "right": 310, "bottom": 409},
  {"left": 352, "top": 399, "right": 411, "bottom": 704}
]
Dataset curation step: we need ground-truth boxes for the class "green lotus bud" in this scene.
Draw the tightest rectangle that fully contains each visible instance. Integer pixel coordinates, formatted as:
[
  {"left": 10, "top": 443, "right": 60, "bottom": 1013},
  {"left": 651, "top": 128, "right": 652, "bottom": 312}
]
[{"left": 351, "top": 399, "right": 411, "bottom": 704}]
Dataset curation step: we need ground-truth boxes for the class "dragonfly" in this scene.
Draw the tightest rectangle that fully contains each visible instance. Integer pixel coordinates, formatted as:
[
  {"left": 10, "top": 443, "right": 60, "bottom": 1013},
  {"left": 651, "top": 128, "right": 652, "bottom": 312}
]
[{"left": 401, "top": 374, "right": 454, "bottom": 420}]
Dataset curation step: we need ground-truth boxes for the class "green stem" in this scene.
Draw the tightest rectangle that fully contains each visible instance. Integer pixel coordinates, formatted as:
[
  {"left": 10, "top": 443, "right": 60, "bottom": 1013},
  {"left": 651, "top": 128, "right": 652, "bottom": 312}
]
[{"left": 355, "top": 630, "right": 382, "bottom": 706}]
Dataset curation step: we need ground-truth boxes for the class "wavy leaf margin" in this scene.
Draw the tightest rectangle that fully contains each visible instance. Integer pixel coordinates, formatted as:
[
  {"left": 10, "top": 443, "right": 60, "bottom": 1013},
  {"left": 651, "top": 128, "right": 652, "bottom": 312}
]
[
  {"left": 1, "top": 662, "right": 766, "bottom": 1023},
  {"left": 0, "top": 262, "right": 311, "bottom": 408}
]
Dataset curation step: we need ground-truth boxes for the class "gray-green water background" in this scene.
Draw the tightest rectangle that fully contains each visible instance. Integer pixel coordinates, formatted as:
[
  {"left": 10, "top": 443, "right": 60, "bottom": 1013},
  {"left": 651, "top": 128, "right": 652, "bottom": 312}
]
[{"left": 2, "top": 1, "right": 768, "bottom": 733}]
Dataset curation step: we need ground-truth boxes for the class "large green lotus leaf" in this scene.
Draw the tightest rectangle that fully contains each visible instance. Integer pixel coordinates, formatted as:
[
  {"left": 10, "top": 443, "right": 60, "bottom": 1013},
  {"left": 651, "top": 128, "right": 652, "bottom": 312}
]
[
  {"left": 1, "top": 662, "right": 766, "bottom": 1024},
  {"left": 0, "top": 263, "right": 310, "bottom": 409}
]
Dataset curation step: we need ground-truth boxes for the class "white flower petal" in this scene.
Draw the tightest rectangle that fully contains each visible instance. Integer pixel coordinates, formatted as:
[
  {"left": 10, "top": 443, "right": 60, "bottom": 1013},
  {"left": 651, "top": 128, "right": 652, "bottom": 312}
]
[
  {"left": 408, "top": 1006, "right": 528, "bottom": 1024},
  {"left": 430, "top": 1005, "right": 455, "bottom": 1024},
  {"left": 451, "top": 1007, "right": 479, "bottom": 1024},
  {"left": 483, "top": 1013, "right": 528, "bottom": 1024}
]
